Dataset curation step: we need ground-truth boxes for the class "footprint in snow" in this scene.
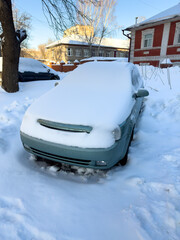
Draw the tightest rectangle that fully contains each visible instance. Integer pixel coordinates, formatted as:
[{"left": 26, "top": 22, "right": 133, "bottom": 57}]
[{"left": 0, "top": 196, "right": 55, "bottom": 240}]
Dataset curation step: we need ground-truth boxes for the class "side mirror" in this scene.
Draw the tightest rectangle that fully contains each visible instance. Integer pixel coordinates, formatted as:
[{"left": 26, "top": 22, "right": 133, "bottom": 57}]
[{"left": 133, "top": 89, "right": 149, "bottom": 98}]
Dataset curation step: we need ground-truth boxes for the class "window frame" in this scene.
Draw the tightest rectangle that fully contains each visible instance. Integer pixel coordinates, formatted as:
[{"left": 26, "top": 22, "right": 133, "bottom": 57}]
[
  {"left": 75, "top": 48, "right": 81, "bottom": 57},
  {"left": 98, "top": 50, "right": 104, "bottom": 57},
  {"left": 92, "top": 49, "right": 96, "bottom": 57},
  {"left": 141, "top": 29, "right": 154, "bottom": 49},
  {"left": 173, "top": 22, "right": 180, "bottom": 45},
  {"left": 83, "top": 49, "right": 90, "bottom": 58},
  {"left": 106, "top": 51, "right": 110, "bottom": 57},
  {"left": 67, "top": 47, "right": 73, "bottom": 56}
]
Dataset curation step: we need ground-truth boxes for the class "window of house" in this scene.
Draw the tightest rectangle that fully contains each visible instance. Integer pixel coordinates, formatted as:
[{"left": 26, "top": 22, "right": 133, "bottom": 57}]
[
  {"left": 84, "top": 49, "right": 90, "bottom": 57},
  {"left": 143, "top": 33, "right": 153, "bottom": 47},
  {"left": 92, "top": 49, "right": 96, "bottom": 56},
  {"left": 174, "top": 22, "right": 180, "bottom": 45},
  {"left": 178, "top": 31, "right": 180, "bottom": 43},
  {"left": 99, "top": 50, "right": 104, "bottom": 57},
  {"left": 75, "top": 49, "right": 81, "bottom": 57},
  {"left": 141, "top": 29, "right": 154, "bottom": 49},
  {"left": 106, "top": 51, "right": 110, "bottom": 57},
  {"left": 67, "top": 47, "right": 73, "bottom": 56},
  {"left": 119, "top": 52, "right": 125, "bottom": 57}
]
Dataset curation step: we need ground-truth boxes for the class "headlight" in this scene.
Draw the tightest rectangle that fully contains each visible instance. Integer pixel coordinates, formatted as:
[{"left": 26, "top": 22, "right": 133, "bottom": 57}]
[{"left": 112, "top": 126, "right": 121, "bottom": 141}]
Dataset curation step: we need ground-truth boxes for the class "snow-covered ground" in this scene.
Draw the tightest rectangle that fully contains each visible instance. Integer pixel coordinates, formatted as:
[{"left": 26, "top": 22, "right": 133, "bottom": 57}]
[{"left": 0, "top": 65, "right": 180, "bottom": 240}]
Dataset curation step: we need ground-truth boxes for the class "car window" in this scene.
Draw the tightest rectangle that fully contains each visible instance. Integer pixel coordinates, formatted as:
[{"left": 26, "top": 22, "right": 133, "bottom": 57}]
[{"left": 131, "top": 67, "right": 142, "bottom": 90}]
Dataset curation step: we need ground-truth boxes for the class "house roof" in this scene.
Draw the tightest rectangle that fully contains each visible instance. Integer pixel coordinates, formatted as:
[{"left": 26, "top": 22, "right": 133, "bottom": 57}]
[
  {"left": 46, "top": 35, "right": 129, "bottom": 49},
  {"left": 125, "top": 3, "right": 180, "bottom": 30}
]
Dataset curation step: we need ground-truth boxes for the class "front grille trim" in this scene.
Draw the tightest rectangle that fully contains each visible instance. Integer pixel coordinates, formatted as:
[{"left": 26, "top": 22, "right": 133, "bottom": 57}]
[
  {"left": 37, "top": 119, "right": 92, "bottom": 134},
  {"left": 31, "top": 147, "right": 91, "bottom": 166}
]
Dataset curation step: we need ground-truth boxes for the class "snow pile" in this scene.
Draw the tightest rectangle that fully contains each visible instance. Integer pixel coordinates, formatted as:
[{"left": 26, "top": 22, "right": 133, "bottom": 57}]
[{"left": 0, "top": 65, "right": 180, "bottom": 239}]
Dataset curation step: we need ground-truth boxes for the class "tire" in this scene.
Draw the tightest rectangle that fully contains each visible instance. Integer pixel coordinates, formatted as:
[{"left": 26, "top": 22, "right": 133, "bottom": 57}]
[{"left": 119, "top": 129, "right": 134, "bottom": 166}]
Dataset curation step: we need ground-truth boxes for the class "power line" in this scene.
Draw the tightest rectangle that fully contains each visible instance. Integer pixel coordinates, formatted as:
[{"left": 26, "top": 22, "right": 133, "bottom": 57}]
[{"left": 137, "top": 0, "right": 161, "bottom": 11}]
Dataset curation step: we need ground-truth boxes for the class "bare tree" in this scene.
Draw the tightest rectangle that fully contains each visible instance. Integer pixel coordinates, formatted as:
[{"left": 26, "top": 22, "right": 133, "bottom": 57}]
[
  {"left": 0, "top": 0, "right": 27, "bottom": 92},
  {"left": 0, "top": 4, "right": 31, "bottom": 56},
  {"left": 41, "top": 0, "right": 89, "bottom": 37},
  {"left": 38, "top": 44, "right": 47, "bottom": 59},
  {"left": 12, "top": 4, "right": 31, "bottom": 48},
  {"left": 76, "top": 0, "right": 117, "bottom": 56},
  {"left": 0, "top": 0, "right": 90, "bottom": 93}
]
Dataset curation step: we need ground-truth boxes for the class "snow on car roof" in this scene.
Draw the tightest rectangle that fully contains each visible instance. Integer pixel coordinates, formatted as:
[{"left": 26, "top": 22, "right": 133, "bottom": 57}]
[
  {"left": 18, "top": 57, "right": 56, "bottom": 74},
  {"left": 21, "top": 62, "right": 136, "bottom": 148},
  {"left": 0, "top": 57, "right": 57, "bottom": 74}
]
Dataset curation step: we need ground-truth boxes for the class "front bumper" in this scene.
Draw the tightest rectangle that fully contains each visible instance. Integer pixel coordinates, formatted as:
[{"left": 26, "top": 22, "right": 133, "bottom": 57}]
[{"left": 20, "top": 132, "right": 128, "bottom": 170}]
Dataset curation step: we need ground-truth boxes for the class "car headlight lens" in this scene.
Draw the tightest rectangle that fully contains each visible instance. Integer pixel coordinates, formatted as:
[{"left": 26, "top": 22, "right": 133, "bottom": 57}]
[{"left": 112, "top": 126, "right": 121, "bottom": 141}]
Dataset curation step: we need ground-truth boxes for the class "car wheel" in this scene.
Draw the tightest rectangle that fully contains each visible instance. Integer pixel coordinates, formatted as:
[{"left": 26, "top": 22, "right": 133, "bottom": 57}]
[{"left": 119, "top": 129, "right": 134, "bottom": 166}]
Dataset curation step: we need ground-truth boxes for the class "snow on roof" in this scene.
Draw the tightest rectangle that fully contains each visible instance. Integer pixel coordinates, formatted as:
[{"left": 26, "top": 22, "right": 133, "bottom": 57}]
[
  {"left": 80, "top": 57, "right": 128, "bottom": 62},
  {"left": 46, "top": 35, "right": 129, "bottom": 49},
  {"left": 126, "top": 3, "right": 180, "bottom": 30}
]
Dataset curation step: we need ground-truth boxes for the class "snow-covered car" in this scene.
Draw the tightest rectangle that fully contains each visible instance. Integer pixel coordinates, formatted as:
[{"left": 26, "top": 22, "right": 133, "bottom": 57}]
[
  {"left": 0, "top": 57, "right": 60, "bottom": 82},
  {"left": 20, "top": 61, "right": 149, "bottom": 170},
  {"left": 18, "top": 58, "right": 60, "bottom": 81}
]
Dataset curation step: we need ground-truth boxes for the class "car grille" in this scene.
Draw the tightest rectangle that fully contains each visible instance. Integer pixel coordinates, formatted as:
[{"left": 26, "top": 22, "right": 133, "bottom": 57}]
[
  {"left": 37, "top": 119, "right": 92, "bottom": 133},
  {"left": 31, "top": 147, "right": 91, "bottom": 166}
]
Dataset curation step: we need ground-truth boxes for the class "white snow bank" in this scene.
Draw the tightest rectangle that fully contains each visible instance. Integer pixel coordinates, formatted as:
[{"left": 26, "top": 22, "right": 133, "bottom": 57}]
[
  {"left": 21, "top": 61, "right": 137, "bottom": 148},
  {"left": 0, "top": 196, "right": 55, "bottom": 240}
]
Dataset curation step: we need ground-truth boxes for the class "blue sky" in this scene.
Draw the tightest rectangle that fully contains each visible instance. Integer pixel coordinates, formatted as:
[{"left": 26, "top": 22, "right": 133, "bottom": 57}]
[{"left": 14, "top": 0, "right": 179, "bottom": 49}]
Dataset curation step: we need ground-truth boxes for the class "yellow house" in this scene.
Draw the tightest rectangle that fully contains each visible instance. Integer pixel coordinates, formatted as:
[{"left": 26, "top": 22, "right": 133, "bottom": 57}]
[{"left": 46, "top": 25, "right": 129, "bottom": 63}]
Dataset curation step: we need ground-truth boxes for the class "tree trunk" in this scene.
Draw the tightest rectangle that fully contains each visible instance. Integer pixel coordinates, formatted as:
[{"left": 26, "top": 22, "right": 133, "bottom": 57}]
[
  {"left": 1, "top": 34, "right": 20, "bottom": 92},
  {"left": 0, "top": 0, "right": 20, "bottom": 92}
]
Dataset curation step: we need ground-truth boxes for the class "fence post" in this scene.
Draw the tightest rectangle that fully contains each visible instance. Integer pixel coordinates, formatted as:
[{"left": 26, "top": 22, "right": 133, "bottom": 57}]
[
  {"left": 60, "top": 61, "right": 65, "bottom": 72},
  {"left": 74, "top": 60, "right": 79, "bottom": 68}
]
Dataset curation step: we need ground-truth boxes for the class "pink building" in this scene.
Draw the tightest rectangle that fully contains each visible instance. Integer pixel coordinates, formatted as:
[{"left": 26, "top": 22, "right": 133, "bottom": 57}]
[{"left": 124, "top": 3, "right": 180, "bottom": 67}]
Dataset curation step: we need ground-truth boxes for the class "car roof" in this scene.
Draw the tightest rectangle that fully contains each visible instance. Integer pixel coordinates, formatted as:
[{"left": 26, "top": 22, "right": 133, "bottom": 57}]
[{"left": 28, "top": 61, "right": 136, "bottom": 129}]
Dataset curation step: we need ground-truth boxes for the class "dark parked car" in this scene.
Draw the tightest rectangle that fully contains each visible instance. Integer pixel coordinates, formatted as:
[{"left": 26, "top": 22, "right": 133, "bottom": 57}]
[
  {"left": 18, "top": 58, "right": 60, "bottom": 81},
  {"left": 20, "top": 61, "right": 148, "bottom": 170},
  {"left": 0, "top": 57, "right": 60, "bottom": 82}
]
